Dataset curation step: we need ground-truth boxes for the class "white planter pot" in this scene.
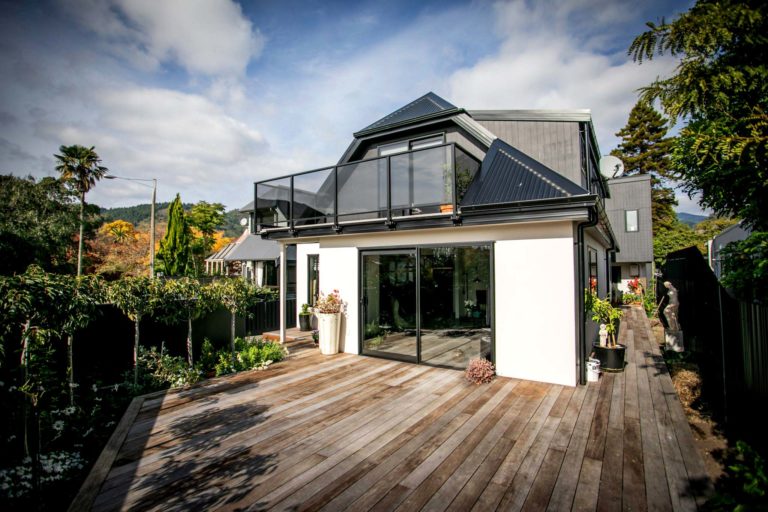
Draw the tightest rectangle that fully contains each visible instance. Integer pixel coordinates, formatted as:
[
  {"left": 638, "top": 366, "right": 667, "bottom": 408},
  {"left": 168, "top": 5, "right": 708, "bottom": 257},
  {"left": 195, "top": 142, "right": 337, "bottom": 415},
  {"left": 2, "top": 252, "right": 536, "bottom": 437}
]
[{"left": 317, "top": 312, "right": 341, "bottom": 355}]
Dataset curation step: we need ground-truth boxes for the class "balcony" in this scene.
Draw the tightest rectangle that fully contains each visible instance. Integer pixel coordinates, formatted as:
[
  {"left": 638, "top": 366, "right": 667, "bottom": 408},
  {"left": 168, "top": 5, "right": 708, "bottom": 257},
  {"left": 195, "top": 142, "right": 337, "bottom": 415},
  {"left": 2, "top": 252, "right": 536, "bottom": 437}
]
[{"left": 254, "top": 143, "right": 481, "bottom": 233}]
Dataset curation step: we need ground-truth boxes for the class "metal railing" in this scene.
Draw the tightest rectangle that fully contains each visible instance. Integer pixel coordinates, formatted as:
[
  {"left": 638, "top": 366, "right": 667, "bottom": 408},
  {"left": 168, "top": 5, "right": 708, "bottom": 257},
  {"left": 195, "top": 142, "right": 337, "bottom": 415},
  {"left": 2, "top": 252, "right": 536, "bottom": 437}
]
[{"left": 253, "top": 143, "right": 480, "bottom": 232}]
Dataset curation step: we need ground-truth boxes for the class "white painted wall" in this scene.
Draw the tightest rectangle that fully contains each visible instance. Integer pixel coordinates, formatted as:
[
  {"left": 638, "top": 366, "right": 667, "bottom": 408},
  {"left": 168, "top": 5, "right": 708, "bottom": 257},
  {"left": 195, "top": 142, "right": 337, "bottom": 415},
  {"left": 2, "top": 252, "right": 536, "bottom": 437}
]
[
  {"left": 293, "top": 220, "right": 586, "bottom": 385},
  {"left": 317, "top": 247, "right": 359, "bottom": 354},
  {"left": 494, "top": 236, "right": 577, "bottom": 386}
]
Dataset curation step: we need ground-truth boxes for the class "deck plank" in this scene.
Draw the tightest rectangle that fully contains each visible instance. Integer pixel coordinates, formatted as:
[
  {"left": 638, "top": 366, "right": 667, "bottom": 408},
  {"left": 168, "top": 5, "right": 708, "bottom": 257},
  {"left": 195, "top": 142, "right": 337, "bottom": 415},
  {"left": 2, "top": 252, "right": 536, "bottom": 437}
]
[{"left": 81, "top": 305, "right": 710, "bottom": 512}]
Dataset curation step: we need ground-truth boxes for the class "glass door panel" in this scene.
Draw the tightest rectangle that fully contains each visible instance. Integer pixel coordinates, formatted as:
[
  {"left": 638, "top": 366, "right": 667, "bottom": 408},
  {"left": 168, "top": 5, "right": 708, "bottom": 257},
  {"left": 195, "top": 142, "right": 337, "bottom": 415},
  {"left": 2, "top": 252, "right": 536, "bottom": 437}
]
[
  {"left": 419, "top": 246, "right": 491, "bottom": 369},
  {"left": 361, "top": 251, "right": 418, "bottom": 362}
]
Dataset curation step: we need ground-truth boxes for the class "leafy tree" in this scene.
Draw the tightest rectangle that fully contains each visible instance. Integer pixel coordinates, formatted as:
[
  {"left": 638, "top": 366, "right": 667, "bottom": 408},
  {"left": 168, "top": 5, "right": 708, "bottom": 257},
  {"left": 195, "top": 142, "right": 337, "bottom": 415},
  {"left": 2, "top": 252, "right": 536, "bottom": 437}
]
[
  {"left": 629, "top": 0, "right": 768, "bottom": 298},
  {"left": 157, "top": 278, "right": 216, "bottom": 367},
  {"left": 54, "top": 145, "right": 109, "bottom": 276},
  {"left": 211, "top": 279, "right": 276, "bottom": 364},
  {"left": 188, "top": 201, "right": 226, "bottom": 275},
  {"left": 721, "top": 233, "right": 768, "bottom": 302},
  {"left": 59, "top": 275, "right": 103, "bottom": 405},
  {"left": 107, "top": 277, "right": 161, "bottom": 385},
  {"left": 610, "top": 99, "right": 677, "bottom": 235},
  {"left": 101, "top": 220, "right": 135, "bottom": 243},
  {"left": 0, "top": 175, "right": 81, "bottom": 275},
  {"left": 156, "top": 194, "right": 191, "bottom": 277}
]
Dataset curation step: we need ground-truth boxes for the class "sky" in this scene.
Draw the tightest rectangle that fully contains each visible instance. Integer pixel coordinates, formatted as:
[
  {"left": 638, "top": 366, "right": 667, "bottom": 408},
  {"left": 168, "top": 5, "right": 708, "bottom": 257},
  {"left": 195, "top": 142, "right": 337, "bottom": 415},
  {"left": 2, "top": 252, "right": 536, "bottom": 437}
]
[{"left": 0, "top": 0, "right": 706, "bottom": 215}]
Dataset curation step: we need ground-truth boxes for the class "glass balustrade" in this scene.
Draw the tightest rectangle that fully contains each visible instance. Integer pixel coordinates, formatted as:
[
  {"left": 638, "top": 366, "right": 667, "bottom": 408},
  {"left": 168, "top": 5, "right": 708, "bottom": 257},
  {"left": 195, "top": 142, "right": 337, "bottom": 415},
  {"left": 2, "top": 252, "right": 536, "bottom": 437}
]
[{"left": 254, "top": 143, "right": 480, "bottom": 229}]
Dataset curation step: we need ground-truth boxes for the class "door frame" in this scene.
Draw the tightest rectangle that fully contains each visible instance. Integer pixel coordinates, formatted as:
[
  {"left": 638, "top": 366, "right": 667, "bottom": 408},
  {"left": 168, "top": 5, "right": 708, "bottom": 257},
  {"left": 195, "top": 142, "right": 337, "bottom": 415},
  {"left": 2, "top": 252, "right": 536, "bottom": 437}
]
[{"left": 358, "top": 242, "right": 495, "bottom": 369}]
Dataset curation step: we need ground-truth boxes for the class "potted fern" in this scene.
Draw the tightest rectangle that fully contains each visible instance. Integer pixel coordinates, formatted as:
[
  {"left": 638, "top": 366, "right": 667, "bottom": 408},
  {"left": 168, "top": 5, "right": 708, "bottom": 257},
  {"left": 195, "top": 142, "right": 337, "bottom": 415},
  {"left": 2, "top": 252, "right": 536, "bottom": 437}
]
[
  {"left": 586, "top": 290, "right": 626, "bottom": 372},
  {"left": 314, "top": 290, "right": 344, "bottom": 355}
]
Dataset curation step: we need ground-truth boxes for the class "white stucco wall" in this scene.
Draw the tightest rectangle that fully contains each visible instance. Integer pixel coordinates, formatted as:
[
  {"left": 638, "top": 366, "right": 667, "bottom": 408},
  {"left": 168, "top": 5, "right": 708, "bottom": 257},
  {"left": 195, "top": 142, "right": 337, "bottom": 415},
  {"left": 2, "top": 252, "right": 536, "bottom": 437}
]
[
  {"left": 317, "top": 247, "right": 359, "bottom": 354},
  {"left": 494, "top": 236, "right": 577, "bottom": 386},
  {"left": 293, "top": 221, "right": 583, "bottom": 385}
]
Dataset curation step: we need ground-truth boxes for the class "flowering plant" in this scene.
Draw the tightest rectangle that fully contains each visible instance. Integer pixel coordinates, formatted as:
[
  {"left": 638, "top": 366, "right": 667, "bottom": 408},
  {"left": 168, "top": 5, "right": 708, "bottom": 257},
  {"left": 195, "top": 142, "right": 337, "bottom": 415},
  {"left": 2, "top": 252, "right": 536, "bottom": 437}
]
[
  {"left": 627, "top": 277, "right": 642, "bottom": 294},
  {"left": 464, "top": 299, "right": 477, "bottom": 315},
  {"left": 314, "top": 289, "right": 344, "bottom": 314}
]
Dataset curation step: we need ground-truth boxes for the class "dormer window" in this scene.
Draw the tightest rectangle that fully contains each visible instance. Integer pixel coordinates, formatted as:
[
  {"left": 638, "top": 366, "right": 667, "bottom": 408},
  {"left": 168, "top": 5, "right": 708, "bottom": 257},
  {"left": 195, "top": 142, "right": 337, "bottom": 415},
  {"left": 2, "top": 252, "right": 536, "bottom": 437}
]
[{"left": 378, "top": 134, "right": 444, "bottom": 156}]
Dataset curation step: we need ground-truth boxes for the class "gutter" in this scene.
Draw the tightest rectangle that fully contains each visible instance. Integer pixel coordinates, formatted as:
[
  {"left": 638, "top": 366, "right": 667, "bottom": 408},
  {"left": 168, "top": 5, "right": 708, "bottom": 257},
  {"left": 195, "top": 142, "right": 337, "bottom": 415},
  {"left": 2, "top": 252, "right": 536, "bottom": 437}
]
[{"left": 575, "top": 205, "right": 599, "bottom": 385}]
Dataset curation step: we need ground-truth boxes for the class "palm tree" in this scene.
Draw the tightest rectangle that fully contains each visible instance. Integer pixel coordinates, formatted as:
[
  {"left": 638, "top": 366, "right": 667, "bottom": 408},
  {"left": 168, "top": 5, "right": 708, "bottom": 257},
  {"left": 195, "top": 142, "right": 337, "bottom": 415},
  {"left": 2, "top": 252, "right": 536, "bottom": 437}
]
[{"left": 54, "top": 145, "right": 108, "bottom": 276}]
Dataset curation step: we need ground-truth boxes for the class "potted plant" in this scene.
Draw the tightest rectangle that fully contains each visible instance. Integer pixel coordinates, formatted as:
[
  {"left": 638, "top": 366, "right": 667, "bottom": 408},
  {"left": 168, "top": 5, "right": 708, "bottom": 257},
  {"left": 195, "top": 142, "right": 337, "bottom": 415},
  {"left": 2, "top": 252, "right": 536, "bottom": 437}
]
[
  {"left": 313, "top": 289, "right": 344, "bottom": 355},
  {"left": 586, "top": 290, "right": 626, "bottom": 372},
  {"left": 299, "top": 303, "right": 312, "bottom": 331}
]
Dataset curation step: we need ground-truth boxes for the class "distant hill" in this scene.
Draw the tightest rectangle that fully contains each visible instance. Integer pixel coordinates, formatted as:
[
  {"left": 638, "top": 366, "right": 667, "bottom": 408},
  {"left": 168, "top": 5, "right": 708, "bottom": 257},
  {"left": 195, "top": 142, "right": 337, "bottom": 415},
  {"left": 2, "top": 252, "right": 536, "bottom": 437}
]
[
  {"left": 100, "top": 203, "right": 245, "bottom": 237},
  {"left": 677, "top": 212, "right": 708, "bottom": 228}
]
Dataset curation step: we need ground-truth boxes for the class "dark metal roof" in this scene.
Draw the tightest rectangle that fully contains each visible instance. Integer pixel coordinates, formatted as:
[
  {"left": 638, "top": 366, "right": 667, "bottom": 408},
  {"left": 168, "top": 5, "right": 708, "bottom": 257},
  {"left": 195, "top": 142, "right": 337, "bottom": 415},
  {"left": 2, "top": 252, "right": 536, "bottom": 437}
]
[
  {"left": 223, "top": 234, "right": 296, "bottom": 262},
  {"left": 354, "top": 92, "right": 459, "bottom": 137},
  {"left": 461, "top": 139, "right": 590, "bottom": 208}
]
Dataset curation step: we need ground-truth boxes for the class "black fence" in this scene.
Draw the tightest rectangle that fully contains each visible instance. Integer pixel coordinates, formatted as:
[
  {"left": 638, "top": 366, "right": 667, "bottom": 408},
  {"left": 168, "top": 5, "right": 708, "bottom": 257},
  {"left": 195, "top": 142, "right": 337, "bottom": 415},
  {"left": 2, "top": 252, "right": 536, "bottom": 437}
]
[
  {"left": 661, "top": 247, "right": 768, "bottom": 432},
  {"left": 72, "top": 298, "right": 296, "bottom": 385}
]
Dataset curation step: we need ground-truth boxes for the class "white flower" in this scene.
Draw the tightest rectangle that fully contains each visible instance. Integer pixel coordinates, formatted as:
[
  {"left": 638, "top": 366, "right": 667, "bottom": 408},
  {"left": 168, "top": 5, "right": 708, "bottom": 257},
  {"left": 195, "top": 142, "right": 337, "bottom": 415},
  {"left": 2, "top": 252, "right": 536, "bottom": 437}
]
[{"left": 52, "top": 420, "right": 65, "bottom": 432}]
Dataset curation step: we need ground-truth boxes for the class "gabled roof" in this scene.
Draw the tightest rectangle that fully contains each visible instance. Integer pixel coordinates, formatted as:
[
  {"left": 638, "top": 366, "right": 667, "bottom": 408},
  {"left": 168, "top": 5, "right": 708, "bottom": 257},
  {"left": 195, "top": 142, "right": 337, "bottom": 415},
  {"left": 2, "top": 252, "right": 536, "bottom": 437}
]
[
  {"left": 461, "top": 139, "right": 590, "bottom": 208},
  {"left": 224, "top": 234, "right": 296, "bottom": 262},
  {"left": 354, "top": 92, "right": 460, "bottom": 137}
]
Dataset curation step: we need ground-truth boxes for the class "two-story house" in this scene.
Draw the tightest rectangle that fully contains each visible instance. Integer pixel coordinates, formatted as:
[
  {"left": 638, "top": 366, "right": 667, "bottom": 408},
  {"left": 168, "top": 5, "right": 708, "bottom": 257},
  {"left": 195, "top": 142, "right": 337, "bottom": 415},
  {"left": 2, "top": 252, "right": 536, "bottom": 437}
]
[
  {"left": 604, "top": 174, "right": 654, "bottom": 294},
  {"left": 247, "top": 92, "right": 618, "bottom": 386}
]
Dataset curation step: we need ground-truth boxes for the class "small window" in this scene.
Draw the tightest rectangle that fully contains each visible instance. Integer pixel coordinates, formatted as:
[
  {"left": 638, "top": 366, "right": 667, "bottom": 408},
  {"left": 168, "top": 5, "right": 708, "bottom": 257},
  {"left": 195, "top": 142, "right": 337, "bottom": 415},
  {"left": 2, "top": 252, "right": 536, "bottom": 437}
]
[
  {"left": 588, "top": 247, "right": 598, "bottom": 292},
  {"left": 625, "top": 210, "right": 639, "bottom": 232},
  {"left": 378, "top": 134, "right": 445, "bottom": 156},
  {"left": 378, "top": 141, "right": 408, "bottom": 157},
  {"left": 410, "top": 135, "right": 443, "bottom": 150},
  {"left": 629, "top": 264, "right": 640, "bottom": 278}
]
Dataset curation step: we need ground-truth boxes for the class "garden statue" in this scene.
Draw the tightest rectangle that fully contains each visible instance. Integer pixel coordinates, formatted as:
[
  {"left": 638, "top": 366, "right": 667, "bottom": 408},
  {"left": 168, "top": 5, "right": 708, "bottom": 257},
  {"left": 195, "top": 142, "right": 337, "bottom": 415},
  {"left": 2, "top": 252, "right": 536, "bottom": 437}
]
[
  {"left": 663, "top": 281, "right": 684, "bottom": 352},
  {"left": 598, "top": 323, "right": 608, "bottom": 347}
]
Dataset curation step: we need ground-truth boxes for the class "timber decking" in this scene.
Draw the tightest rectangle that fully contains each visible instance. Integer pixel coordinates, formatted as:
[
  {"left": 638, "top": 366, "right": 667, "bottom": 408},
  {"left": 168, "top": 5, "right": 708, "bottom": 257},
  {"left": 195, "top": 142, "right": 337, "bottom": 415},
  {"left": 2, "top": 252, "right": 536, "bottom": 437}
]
[{"left": 73, "top": 306, "right": 710, "bottom": 511}]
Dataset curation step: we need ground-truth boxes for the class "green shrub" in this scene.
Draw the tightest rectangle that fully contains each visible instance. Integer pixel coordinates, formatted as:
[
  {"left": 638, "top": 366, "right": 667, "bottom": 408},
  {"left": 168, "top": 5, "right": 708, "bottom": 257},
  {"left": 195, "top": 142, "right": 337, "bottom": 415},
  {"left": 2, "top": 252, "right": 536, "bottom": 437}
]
[
  {"left": 212, "top": 337, "right": 286, "bottom": 376},
  {"left": 136, "top": 345, "right": 202, "bottom": 390}
]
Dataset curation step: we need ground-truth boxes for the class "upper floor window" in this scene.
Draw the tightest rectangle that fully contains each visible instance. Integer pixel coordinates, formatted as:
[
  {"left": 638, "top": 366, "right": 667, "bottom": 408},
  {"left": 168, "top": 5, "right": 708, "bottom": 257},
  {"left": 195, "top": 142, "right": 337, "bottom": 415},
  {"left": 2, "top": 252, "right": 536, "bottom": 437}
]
[
  {"left": 378, "top": 134, "right": 444, "bottom": 157},
  {"left": 625, "top": 210, "right": 639, "bottom": 232}
]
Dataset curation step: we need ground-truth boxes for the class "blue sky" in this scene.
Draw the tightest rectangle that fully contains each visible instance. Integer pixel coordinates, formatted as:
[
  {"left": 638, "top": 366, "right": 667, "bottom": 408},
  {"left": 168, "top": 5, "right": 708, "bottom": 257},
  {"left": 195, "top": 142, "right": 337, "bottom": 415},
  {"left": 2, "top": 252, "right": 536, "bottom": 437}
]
[{"left": 0, "top": 0, "right": 704, "bottom": 214}]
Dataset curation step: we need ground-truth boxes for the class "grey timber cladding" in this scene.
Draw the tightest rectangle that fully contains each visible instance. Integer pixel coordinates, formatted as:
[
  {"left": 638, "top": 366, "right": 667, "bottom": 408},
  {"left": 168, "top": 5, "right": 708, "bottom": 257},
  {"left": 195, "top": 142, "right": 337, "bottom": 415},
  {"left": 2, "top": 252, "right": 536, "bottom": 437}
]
[
  {"left": 604, "top": 175, "right": 653, "bottom": 263},
  {"left": 472, "top": 119, "right": 583, "bottom": 187},
  {"left": 461, "top": 138, "right": 590, "bottom": 207}
]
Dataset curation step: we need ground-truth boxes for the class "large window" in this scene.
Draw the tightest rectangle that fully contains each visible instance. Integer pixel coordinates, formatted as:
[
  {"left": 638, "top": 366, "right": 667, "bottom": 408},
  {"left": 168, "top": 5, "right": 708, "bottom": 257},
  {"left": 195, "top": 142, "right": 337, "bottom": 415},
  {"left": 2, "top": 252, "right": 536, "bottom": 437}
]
[
  {"left": 625, "top": 210, "right": 639, "bottom": 232},
  {"left": 361, "top": 244, "right": 492, "bottom": 370}
]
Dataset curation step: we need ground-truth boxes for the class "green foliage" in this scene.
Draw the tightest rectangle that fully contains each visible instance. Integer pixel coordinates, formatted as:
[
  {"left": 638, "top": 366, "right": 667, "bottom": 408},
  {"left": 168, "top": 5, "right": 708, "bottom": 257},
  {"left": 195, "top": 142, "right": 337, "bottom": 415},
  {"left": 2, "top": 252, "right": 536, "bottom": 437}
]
[
  {"left": 586, "top": 290, "right": 624, "bottom": 347},
  {"left": 100, "top": 201, "right": 179, "bottom": 225},
  {"left": 653, "top": 220, "right": 701, "bottom": 265},
  {"left": 198, "top": 338, "right": 218, "bottom": 373},
  {"left": 300, "top": 303, "right": 311, "bottom": 315},
  {"left": 706, "top": 441, "right": 768, "bottom": 511},
  {"left": 0, "top": 175, "right": 81, "bottom": 275},
  {"left": 721, "top": 232, "right": 768, "bottom": 302},
  {"left": 212, "top": 337, "right": 286, "bottom": 376},
  {"left": 54, "top": 145, "right": 108, "bottom": 196},
  {"left": 135, "top": 345, "right": 202, "bottom": 390},
  {"left": 156, "top": 194, "right": 191, "bottom": 276},
  {"left": 106, "top": 276, "right": 160, "bottom": 322},
  {"left": 54, "top": 144, "right": 109, "bottom": 276},
  {"left": 211, "top": 278, "right": 277, "bottom": 317},
  {"left": 630, "top": 0, "right": 767, "bottom": 298}
]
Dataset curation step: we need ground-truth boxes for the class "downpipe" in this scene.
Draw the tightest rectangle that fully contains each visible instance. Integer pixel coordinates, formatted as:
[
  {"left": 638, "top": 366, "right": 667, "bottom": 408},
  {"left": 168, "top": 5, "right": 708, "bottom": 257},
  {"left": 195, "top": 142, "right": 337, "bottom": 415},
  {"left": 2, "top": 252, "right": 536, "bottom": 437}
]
[{"left": 575, "top": 207, "right": 598, "bottom": 385}]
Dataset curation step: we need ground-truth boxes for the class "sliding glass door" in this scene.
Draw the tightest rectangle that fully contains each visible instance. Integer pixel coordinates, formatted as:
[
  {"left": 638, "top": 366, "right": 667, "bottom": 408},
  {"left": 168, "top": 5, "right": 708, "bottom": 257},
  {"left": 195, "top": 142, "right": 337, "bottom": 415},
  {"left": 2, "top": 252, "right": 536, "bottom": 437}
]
[
  {"left": 361, "top": 245, "right": 492, "bottom": 369},
  {"left": 420, "top": 245, "right": 491, "bottom": 369},
  {"left": 361, "top": 250, "right": 418, "bottom": 362}
]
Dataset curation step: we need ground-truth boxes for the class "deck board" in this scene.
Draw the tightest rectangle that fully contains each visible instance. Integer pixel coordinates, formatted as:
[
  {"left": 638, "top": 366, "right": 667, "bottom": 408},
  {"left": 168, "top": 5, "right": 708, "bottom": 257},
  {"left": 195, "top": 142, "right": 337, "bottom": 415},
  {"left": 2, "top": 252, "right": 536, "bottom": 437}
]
[{"left": 72, "top": 306, "right": 711, "bottom": 512}]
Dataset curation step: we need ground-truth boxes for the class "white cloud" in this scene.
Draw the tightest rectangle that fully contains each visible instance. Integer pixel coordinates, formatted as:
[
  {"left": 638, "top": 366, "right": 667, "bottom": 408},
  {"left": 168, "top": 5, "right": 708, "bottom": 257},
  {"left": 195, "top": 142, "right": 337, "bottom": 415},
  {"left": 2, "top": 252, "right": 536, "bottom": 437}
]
[
  {"left": 63, "top": 0, "right": 264, "bottom": 78},
  {"left": 448, "top": 0, "right": 677, "bottom": 153}
]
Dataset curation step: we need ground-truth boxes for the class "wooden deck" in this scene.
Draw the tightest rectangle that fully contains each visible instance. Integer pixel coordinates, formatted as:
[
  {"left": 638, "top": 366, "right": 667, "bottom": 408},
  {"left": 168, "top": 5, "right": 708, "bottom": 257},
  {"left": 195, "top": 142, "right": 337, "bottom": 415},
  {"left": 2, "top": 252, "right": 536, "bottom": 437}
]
[{"left": 71, "top": 306, "right": 711, "bottom": 511}]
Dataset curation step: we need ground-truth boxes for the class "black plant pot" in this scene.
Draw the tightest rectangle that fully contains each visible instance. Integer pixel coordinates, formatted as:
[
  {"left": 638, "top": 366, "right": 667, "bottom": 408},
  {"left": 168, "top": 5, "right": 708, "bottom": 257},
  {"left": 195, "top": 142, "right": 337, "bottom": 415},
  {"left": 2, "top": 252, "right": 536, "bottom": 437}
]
[
  {"left": 299, "top": 314, "right": 312, "bottom": 332},
  {"left": 592, "top": 344, "right": 626, "bottom": 372}
]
